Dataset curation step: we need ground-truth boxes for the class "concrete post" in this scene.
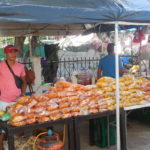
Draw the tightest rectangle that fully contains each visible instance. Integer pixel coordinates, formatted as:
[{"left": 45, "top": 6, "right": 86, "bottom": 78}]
[{"left": 32, "top": 56, "right": 41, "bottom": 91}]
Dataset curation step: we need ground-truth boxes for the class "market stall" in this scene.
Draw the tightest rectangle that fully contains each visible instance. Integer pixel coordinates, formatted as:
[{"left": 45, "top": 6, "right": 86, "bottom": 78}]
[
  {"left": 0, "top": 1, "right": 150, "bottom": 150},
  {"left": 1, "top": 76, "right": 149, "bottom": 149}
]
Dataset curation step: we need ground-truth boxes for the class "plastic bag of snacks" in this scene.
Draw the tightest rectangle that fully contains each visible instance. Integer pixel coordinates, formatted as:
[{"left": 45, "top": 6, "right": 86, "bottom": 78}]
[{"left": 77, "top": 68, "right": 92, "bottom": 85}]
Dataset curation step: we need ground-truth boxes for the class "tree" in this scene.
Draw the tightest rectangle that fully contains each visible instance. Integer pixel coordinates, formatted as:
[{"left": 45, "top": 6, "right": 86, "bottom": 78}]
[{"left": 14, "top": 36, "right": 26, "bottom": 57}]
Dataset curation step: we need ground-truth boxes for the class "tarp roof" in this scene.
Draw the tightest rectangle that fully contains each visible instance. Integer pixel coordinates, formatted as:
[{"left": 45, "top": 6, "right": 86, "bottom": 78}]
[
  {"left": 0, "top": 22, "right": 87, "bottom": 36},
  {"left": 0, "top": 0, "right": 150, "bottom": 36}
]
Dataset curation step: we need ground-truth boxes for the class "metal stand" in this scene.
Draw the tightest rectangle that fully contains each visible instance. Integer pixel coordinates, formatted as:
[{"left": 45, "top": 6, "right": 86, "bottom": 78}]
[
  {"left": 73, "top": 110, "right": 127, "bottom": 150},
  {"left": 120, "top": 109, "right": 127, "bottom": 150},
  {"left": 0, "top": 118, "right": 74, "bottom": 150}
]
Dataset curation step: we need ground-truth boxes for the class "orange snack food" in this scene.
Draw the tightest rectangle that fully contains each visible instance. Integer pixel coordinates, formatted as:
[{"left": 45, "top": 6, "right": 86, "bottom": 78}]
[
  {"left": 68, "top": 96, "right": 79, "bottom": 101},
  {"left": 60, "top": 108, "right": 70, "bottom": 114},
  {"left": 34, "top": 106, "right": 45, "bottom": 113},
  {"left": 26, "top": 118, "right": 36, "bottom": 124},
  {"left": 89, "top": 108, "right": 98, "bottom": 114},
  {"left": 55, "top": 81, "right": 71, "bottom": 89},
  {"left": 71, "top": 112, "right": 80, "bottom": 117},
  {"left": 47, "top": 102, "right": 59, "bottom": 111},
  {"left": 11, "top": 103, "right": 23, "bottom": 109},
  {"left": 60, "top": 97, "right": 69, "bottom": 103},
  {"left": 17, "top": 96, "right": 30, "bottom": 104},
  {"left": 36, "top": 95, "right": 49, "bottom": 102},
  {"left": 59, "top": 102, "right": 70, "bottom": 109},
  {"left": 28, "top": 99, "right": 37, "bottom": 108},
  {"left": 71, "top": 84, "right": 85, "bottom": 91},
  {"left": 45, "top": 92, "right": 58, "bottom": 99},
  {"left": 70, "top": 107, "right": 80, "bottom": 112},
  {"left": 79, "top": 99, "right": 89, "bottom": 107},
  {"left": 50, "top": 109, "right": 60, "bottom": 115},
  {"left": 11, "top": 121, "right": 26, "bottom": 126},
  {"left": 49, "top": 98, "right": 61, "bottom": 103},
  {"left": 70, "top": 101, "right": 78, "bottom": 107},
  {"left": 50, "top": 113, "right": 61, "bottom": 120},
  {"left": 26, "top": 113, "right": 35, "bottom": 119},
  {"left": 61, "top": 113, "right": 72, "bottom": 119},
  {"left": 11, "top": 114, "right": 26, "bottom": 122},
  {"left": 36, "top": 101, "right": 47, "bottom": 107},
  {"left": 38, "top": 117, "right": 50, "bottom": 123},
  {"left": 49, "top": 87, "right": 57, "bottom": 92}
]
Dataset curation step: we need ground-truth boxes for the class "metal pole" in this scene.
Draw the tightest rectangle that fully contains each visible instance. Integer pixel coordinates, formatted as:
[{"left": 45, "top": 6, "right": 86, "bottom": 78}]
[{"left": 115, "top": 22, "right": 121, "bottom": 150}]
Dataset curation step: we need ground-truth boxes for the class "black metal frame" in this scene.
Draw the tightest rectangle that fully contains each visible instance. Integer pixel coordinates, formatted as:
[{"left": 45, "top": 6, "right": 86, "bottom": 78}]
[
  {"left": 0, "top": 118, "right": 75, "bottom": 150},
  {"left": 120, "top": 109, "right": 127, "bottom": 150},
  {"left": 0, "top": 109, "right": 127, "bottom": 150},
  {"left": 73, "top": 109, "right": 127, "bottom": 150}
]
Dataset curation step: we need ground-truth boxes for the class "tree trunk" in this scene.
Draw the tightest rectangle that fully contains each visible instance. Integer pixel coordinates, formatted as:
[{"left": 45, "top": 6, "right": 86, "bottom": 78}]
[
  {"left": 14, "top": 36, "right": 26, "bottom": 57},
  {"left": 14, "top": 36, "right": 38, "bottom": 58},
  {"left": 42, "top": 44, "right": 59, "bottom": 83},
  {"left": 31, "top": 36, "right": 38, "bottom": 51}
]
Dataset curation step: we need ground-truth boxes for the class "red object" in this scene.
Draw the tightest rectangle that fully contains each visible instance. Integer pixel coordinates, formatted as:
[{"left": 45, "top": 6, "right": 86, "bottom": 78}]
[
  {"left": 133, "top": 29, "right": 145, "bottom": 43},
  {"left": 38, "top": 142, "right": 63, "bottom": 150},
  {"left": 4, "top": 45, "right": 21, "bottom": 53},
  {"left": 38, "top": 132, "right": 64, "bottom": 150}
]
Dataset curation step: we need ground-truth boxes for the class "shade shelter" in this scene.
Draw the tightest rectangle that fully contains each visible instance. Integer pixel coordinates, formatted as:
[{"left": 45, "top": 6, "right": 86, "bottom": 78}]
[
  {"left": 0, "top": 0, "right": 150, "bottom": 36},
  {"left": 1, "top": 1, "right": 150, "bottom": 150}
]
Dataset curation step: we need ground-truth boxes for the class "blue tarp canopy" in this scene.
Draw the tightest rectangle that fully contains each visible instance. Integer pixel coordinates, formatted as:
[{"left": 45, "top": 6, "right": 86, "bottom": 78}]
[
  {"left": 0, "top": 0, "right": 150, "bottom": 24},
  {"left": 0, "top": 0, "right": 150, "bottom": 36}
]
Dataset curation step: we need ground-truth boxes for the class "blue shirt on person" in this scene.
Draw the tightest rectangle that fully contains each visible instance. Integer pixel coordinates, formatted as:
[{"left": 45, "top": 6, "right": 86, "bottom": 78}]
[{"left": 98, "top": 54, "right": 123, "bottom": 78}]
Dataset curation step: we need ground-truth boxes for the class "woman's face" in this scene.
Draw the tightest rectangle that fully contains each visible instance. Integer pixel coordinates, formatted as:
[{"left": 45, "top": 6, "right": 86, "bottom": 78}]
[{"left": 5, "top": 51, "right": 17, "bottom": 61}]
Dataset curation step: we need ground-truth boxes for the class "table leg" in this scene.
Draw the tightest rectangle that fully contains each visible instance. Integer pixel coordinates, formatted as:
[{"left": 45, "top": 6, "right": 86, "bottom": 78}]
[
  {"left": 107, "top": 116, "right": 110, "bottom": 147},
  {"left": 68, "top": 122, "right": 75, "bottom": 150},
  {"left": 73, "top": 119, "right": 80, "bottom": 150},
  {"left": 120, "top": 110, "right": 127, "bottom": 150},
  {"left": 89, "top": 119, "right": 95, "bottom": 146},
  {"left": 7, "top": 131, "right": 15, "bottom": 150}
]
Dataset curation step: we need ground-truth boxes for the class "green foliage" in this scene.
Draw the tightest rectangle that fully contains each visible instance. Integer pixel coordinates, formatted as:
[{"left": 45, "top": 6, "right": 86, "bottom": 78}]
[{"left": 0, "top": 36, "right": 15, "bottom": 46}]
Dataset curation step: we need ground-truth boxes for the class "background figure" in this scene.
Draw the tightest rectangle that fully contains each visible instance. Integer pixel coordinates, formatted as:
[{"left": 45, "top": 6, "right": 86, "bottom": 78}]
[
  {"left": 97, "top": 43, "right": 124, "bottom": 79},
  {"left": 91, "top": 43, "right": 124, "bottom": 148}
]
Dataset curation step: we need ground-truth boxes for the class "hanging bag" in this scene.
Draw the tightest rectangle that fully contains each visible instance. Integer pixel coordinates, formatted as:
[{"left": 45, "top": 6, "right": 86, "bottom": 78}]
[{"left": 5, "top": 61, "right": 23, "bottom": 89}]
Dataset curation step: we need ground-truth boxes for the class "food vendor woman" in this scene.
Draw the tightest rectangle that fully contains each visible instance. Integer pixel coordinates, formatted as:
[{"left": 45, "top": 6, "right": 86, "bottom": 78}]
[{"left": 0, "top": 45, "right": 27, "bottom": 150}]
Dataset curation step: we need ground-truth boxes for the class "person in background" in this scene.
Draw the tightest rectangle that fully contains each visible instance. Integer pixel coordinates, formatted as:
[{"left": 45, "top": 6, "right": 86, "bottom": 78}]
[
  {"left": 97, "top": 43, "right": 124, "bottom": 79},
  {"left": 0, "top": 45, "right": 27, "bottom": 150},
  {"left": 91, "top": 43, "right": 124, "bottom": 148}
]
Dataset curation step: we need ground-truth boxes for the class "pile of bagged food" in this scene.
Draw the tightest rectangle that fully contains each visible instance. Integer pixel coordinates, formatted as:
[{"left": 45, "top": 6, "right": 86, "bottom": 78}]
[
  {"left": 96, "top": 75, "right": 149, "bottom": 108},
  {"left": 9, "top": 75, "right": 150, "bottom": 126},
  {"left": 141, "top": 81, "right": 150, "bottom": 102},
  {"left": 9, "top": 81, "right": 104, "bottom": 126}
]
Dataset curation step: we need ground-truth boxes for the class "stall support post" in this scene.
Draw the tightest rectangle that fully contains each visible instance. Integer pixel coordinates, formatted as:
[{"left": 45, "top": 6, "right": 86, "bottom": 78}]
[
  {"left": 120, "top": 109, "right": 127, "bottom": 150},
  {"left": 115, "top": 22, "right": 121, "bottom": 150},
  {"left": 32, "top": 56, "right": 42, "bottom": 92},
  {"left": 7, "top": 130, "right": 15, "bottom": 150},
  {"left": 67, "top": 120, "right": 75, "bottom": 150}
]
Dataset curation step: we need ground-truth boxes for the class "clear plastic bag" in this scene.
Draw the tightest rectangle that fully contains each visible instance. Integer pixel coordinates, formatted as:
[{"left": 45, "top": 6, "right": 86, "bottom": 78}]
[
  {"left": 47, "top": 102, "right": 59, "bottom": 111},
  {"left": 60, "top": 108, "right": 71, "bottom": 114},
  {"left": 77, "top": 68, "right": 92, "bottom": 85}
]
